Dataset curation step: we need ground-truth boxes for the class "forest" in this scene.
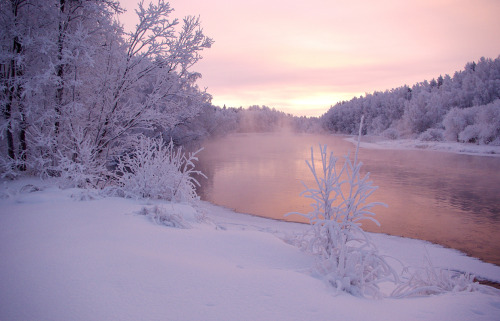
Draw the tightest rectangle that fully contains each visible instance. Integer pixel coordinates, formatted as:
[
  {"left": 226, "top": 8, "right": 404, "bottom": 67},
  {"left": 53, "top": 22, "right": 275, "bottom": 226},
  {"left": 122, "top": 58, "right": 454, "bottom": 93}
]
[
  {"left": 1, "top": 0, "right": 499, "bottom": 187},
  {"left": 1, "top": 0, "right": 215, "bottom": 183},
  {"left": 321, "top": 56, "right": 500, "bottom": 144}
]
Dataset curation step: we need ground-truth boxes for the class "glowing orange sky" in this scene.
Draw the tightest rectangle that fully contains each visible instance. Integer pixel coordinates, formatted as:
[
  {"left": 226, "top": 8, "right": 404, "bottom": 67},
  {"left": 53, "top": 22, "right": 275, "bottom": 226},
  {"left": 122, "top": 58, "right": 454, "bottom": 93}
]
[{"left": 119, "top": 0, "right": 500, "bottom": 116}]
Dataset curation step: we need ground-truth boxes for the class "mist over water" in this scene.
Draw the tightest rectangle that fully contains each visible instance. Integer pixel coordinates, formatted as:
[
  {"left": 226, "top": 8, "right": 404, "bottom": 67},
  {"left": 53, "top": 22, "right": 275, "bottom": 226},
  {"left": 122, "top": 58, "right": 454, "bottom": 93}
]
[{"left": 198, "top": 132, "right": 500, "bottom": 265}]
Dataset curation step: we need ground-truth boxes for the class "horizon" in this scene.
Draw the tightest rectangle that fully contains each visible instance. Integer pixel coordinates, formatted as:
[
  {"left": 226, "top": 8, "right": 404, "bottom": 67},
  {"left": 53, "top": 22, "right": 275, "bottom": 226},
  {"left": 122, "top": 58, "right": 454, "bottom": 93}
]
[{"left": 119, "top": 0, "right": 500, "bottom": 117}]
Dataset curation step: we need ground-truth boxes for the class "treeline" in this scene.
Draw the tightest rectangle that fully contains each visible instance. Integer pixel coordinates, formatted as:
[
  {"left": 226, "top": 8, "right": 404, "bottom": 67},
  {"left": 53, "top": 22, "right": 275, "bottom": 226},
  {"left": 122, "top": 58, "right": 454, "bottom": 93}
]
[
  {"left": 321, "top": 56, "right": 500, "bottom": 145},
  {"left": 167, "top": 105, "right": 321, "bottom": 145}
]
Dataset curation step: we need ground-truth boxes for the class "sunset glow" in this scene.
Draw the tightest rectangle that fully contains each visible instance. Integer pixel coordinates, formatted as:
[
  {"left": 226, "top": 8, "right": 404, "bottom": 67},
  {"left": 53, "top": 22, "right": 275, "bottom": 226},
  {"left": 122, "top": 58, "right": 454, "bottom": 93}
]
[{"left": 119, "top": 0, "right": 500, "bottom": 116}]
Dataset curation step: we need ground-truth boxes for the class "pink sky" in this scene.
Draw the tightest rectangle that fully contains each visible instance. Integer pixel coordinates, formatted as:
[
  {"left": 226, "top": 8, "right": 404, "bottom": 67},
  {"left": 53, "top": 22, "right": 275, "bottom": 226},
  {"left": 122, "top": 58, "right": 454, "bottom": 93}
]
[{"left": 119, "top": 0, "right": 500, "bottom": 116}]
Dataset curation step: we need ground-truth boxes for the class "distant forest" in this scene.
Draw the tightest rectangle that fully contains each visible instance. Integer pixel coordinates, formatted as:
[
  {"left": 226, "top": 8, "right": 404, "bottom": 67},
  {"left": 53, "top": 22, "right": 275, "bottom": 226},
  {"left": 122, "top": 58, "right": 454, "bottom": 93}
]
[
  {"left": 321, "top": 56, "right": 500, "bottom": 145},
  {"left": 197, "top": 56, "right": 500, "bottom": 146}
]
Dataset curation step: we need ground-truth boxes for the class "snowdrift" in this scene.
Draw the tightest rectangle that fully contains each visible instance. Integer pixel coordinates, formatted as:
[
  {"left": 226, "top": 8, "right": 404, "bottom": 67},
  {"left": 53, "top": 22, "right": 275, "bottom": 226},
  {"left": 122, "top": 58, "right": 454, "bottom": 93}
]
[{"left": 1, "top": 179, "right": 500, "bottom": 321}]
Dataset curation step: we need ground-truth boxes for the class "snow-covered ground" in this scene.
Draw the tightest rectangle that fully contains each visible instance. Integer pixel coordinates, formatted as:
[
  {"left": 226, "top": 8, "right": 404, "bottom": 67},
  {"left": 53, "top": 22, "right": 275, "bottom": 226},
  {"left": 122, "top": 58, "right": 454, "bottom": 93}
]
[
  {"left": 345, "top": 136, "right": 500, "bottom": 157},
  {"left": 1, "top": 178, "right": 500, "bottom": 321}
]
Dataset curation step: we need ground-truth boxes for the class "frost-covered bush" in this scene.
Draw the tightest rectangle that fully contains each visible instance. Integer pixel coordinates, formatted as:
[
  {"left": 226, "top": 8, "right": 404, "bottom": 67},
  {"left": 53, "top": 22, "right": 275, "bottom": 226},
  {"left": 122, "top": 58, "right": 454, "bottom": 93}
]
[
  {"left": 56, "top": 137, "right": 104, "bottom": 188},
  {"left": 315, "top": 245, "right": 398, "bottom": 298},
  {"left": 458, "top": 124, "right": 482, "bottom": 144},
  {"left": 443, "top": 107, "right": 474, "bottom": 141},
  {"left": 115, "top": 135, "right": 205, "bottom": 202},
  {"left": 138, "top": 205, "right": 200, "bottom": 229},
  {"left": 382, "top": 128, "right": 400, "bottom": 140},
  {"left": 287, "top": 118, "right": 398, "bottom": 297},
  {"left": 289, "top": 117, "right": 491, "bottom": 298},
  {"left": 458, "top": 103, "right": 500, "bottom": 145},
  {"left": 0, "top": 157, "right": 21, "bottom": 179},
  {"left": 419, "top": 128, "right": 444, "bottom": 142},
  {"left": 391, "top": 254, "right": 479, "bottom": 298},
  {"left": 443, "top": 99, "right": 500, "bottom": 144}
]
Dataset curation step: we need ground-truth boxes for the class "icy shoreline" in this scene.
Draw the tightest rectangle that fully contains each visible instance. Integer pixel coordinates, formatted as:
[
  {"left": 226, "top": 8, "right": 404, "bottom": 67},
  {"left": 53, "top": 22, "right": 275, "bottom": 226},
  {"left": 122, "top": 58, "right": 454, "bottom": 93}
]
[
  {"left": 345, "top": 135, "right": 500, "bottom": 157},
  {"left": 1, "top": 178, "right": 500, "bottom": 320}
]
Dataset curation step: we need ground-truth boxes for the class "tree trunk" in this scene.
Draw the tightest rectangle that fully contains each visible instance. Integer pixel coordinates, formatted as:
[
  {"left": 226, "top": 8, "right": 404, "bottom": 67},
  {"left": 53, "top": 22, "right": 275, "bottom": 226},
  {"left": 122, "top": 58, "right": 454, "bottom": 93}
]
[
  {"left": 54, "top": 0, "right": 66, "bottom": 137},
  {"left": 18, "top": 101, "right": 27, "bottom": 171},
  {"left": 2, "top": 0, "right": 26, "bottom": 167},
  {"left": 3, "top": 92, "right": 16, "bottom": 161}
]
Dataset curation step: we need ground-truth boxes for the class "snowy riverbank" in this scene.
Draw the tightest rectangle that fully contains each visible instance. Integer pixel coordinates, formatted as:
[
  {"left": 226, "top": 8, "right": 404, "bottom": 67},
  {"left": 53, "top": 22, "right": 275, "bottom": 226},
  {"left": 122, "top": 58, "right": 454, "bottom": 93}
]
[
  {"left": 1, "top": 178, "right": 500, "bottom": 320},
  {"left": 345, "top": 135, "right": 500, "bottom": 157}
]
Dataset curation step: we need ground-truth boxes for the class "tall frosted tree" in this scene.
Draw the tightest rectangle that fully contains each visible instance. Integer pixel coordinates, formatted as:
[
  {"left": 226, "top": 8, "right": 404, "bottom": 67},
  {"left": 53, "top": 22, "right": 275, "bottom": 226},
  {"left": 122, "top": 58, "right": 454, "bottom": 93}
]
[{"left": 0, "top": 0, "right": 213, "bottom": 185}]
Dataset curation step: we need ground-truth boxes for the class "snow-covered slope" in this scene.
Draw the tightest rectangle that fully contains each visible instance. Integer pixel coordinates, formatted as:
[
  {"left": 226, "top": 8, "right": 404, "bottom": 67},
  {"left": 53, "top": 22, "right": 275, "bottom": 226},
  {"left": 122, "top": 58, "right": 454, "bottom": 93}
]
[
  {"left": 345, "top": 135, "right": 500, "bottom": 157},
  {"left": 1, "top": 179, "right": 499, "bottom": 321}
]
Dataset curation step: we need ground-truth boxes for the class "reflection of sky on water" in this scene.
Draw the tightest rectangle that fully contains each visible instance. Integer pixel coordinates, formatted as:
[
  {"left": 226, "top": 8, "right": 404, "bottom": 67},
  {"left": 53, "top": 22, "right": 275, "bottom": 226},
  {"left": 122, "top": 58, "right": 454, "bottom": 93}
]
[{"left": 199, "top": 133, "right": 500, "bottom": 265}]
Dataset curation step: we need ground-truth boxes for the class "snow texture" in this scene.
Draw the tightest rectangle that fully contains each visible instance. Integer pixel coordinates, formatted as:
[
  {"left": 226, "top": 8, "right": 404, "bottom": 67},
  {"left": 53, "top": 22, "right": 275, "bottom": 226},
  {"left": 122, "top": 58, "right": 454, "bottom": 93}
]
[
  {"left": 1, "top": 178, "right": 500, "bottom": 321},
  {"left": 345, "top": 135, "right": 500, "bottom": 157}
]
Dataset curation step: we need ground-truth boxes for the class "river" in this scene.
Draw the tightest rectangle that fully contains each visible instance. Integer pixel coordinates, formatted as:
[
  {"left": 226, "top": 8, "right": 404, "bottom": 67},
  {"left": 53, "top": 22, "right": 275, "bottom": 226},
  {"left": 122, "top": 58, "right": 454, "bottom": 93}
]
[{"left": 197, "top": 132, "right": 500, "bottom": 266}]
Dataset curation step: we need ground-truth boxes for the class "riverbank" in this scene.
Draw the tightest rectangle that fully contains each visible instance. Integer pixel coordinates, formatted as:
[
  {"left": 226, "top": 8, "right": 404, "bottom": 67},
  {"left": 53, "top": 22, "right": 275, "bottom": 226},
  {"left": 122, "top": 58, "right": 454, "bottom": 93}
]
[
  {"left": 199, "top": 132, "right": 500, "bottom": 266},
  {"left": 1, "top": 177, "right": 500, "bottom": 320},
  {"left": 345, "top": 135, "right": 500, "bottom": 157}
]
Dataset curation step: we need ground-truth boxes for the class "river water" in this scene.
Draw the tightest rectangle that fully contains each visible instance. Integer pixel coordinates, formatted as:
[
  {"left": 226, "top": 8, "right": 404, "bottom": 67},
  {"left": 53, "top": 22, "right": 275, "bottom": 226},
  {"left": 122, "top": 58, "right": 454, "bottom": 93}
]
[{"left": 197, "top": 132, "right": 500, "bottom": 266}]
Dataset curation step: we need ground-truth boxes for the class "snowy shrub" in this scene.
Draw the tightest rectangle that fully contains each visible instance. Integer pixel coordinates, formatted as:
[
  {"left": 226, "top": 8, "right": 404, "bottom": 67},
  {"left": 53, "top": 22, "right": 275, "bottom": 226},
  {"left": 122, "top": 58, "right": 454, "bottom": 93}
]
[
  {"left": 287, "top": 117, "right": 398, "bottom": 298},
  {"left": 56, "top": 142, "right": 103, "bottom": 188},
  {"left": 475, "top": 100, "right": 500, "bottom": 144},
  {"left": 443, "top": 107, "right": 473, "bottom": 141},
  {"left": 315, "top": 245, "right": 398, "bottom": 298},
  {"left": 19, "top": 184, "right": 41, "bottom": 193},
  {"left": 443, "top": 100, "right": 500, "bottom": 144},
  {"left": 138, "top": 204, "right": 202, "bottom": 229},
  {"left": 70, "top": 189, "right": 102, "bottom": 201},
  {"left": 382, "top": 128, "right": 399, "bottom": 140},
  {"left": 419, "top": 128, "right": 444, "bottom": 142},
  {"left": 115, "top": 135, "right": 205, "bottom": 202},
  {"left": 458, "top": 124, "right": 482, "bottom": 143},
  {"left": 391, "top": 254, "right": 479, "bottom": 298},
  {"left": 0, "top": 156, "right": 20, "bottom": 179}
]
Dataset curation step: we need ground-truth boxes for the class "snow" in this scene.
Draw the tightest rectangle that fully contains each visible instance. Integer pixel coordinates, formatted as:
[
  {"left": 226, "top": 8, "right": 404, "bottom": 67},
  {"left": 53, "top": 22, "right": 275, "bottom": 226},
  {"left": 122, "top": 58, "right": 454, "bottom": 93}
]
[
  {"left": 1, "top": 178, "right": 500, "bottom": 321},
  {"left": 345, "top": 136, "right": 500, "bottom": 157}
]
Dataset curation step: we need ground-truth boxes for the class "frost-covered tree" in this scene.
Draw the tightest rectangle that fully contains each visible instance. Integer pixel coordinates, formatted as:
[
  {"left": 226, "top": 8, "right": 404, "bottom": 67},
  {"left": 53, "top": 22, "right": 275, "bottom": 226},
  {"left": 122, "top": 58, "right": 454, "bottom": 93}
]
[
  {"left": 288, "top": 118, "right": 397, "bottom": 297},
  {"left": 91, "top": 1, "right": 212, "bottom": 158},
  {"left": 0, "top": 0, "right": 30, "bottom": 171},
  {"left": 0, "top": 0, "right": 125, "bottom": 177},
  {"left": 0, "top": 0, "right": 213, "bottom": 185}
]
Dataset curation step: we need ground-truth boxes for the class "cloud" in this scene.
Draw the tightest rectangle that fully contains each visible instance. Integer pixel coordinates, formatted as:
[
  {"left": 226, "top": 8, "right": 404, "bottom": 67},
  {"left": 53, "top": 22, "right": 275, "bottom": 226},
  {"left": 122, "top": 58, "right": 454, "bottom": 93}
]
[{"left": 120, "top": 0, "right": 500, "bottom": 116}]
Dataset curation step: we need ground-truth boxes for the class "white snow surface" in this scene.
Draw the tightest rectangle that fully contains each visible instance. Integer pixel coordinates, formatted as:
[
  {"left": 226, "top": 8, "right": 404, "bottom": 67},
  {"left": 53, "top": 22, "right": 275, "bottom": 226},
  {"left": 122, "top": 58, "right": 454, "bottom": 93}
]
[
  {"left": 1, "top": 178, "right": 500, "bottom": 321},
  {"left": 345, "top": 136, "right": 500, "bottom": 157}
]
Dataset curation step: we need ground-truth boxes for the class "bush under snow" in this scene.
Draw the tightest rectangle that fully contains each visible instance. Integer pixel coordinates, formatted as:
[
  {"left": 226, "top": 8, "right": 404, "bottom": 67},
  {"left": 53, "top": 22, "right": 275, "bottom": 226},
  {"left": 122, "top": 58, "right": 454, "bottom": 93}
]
[
  {"left": 115, "top": 135, "right": 205, "bottom": 202},
  {"left": 443, "top": 99, "right": 500, "bottom": 145},
  {"left": 287, "top": 119, "right": 399, "bottom": 297},
  {"left": 392, "top": 254, "right": 480, "bottom": 298},
  {"left": 287, "top": 118, "right": 486, "bottom": 298},
  {"left": 138, "top": 204, "right": 202, "bottom": 229}
]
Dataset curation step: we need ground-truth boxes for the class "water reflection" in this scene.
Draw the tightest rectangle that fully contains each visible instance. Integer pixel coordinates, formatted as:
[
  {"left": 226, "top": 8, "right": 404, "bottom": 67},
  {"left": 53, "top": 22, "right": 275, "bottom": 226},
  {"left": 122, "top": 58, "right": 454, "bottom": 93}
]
[{"left": 198, "top": 133, "right": 500, "bottom": 265}]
